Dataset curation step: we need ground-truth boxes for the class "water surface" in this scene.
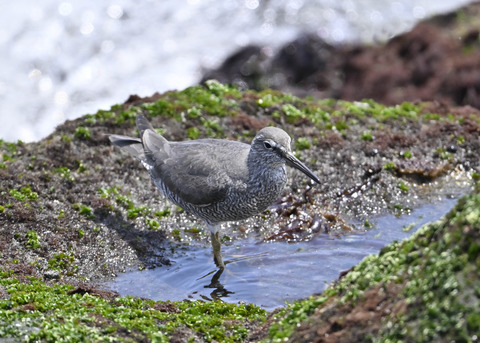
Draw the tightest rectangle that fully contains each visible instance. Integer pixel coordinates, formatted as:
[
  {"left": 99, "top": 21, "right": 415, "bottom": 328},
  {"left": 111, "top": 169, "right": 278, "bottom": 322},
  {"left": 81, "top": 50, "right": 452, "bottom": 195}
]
[{"left": 108, "top": 197, "right": 458, "bottom": 311}]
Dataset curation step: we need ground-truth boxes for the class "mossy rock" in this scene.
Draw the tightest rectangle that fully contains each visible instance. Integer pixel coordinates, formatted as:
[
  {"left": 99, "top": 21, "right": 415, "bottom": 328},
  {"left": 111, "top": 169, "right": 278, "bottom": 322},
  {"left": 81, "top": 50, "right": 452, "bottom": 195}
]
[{"left": 268, "top": 182, "right": 480, "bottom": 342}]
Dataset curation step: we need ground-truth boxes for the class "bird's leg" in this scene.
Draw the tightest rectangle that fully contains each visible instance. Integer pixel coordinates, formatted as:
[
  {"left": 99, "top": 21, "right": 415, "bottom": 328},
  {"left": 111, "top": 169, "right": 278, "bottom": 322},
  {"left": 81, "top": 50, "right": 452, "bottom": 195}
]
[{"left": 211, "top": 231, "right": 225, "bottom": 269}]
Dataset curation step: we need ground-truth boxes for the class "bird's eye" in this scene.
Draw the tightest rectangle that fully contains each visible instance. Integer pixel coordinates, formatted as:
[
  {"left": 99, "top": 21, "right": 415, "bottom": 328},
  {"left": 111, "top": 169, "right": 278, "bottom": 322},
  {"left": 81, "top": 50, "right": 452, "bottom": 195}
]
[{"left": 263, "top": 141, "right": 273, "bottom": 150}]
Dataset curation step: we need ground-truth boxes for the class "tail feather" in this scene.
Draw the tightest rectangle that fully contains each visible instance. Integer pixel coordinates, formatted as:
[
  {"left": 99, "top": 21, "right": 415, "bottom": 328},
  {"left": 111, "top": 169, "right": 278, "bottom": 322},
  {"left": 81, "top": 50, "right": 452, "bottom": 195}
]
[
  {"left": 139, "top": 129, "right": 170, "bottom": 169},
  {"left": 109, "top": 135, "right": 145, "bottom": 160},
  {"left": 136, "top": 114, "right": 156, "bottom": 139},
  {"left": 109, "top": 134, "right": 140, "bottom": 148},
  {"left": 109, "top": 114, "right": 168, "bottom": 171}
]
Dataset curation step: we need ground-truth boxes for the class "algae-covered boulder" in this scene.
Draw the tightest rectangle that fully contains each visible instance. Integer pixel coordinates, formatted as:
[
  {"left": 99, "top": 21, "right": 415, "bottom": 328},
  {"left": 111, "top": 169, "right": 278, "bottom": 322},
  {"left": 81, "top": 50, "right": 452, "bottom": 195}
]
[{"left": 266, "top": 182, "right": 480, "bottom": 342}]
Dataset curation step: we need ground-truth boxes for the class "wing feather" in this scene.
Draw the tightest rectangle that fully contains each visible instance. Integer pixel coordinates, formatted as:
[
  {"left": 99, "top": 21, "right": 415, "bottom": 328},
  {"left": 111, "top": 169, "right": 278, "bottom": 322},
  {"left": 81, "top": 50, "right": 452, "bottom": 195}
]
[
  {"left": 111, "top": 115, "right": 251, "bottom": 207},
  {"left": 147, "top": 137, "right": 250, "bottom": 206}
]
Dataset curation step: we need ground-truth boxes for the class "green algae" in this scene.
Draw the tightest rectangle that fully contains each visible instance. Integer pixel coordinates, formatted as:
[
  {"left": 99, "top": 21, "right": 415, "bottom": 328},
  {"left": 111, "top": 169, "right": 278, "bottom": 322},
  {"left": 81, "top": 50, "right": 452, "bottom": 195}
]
[
  {"left": 384, "top": 162, "right": 396, "bottom": 171},
  {"left": 171, "top": 228, "right": 182, "bottom": 241},
  {"left": 294, "top": 137, "right": 311, "bottom": 150},
  {"left": 145, "top": 218, "right": 160, "bottom": 230},
  {"left": 99, "top": 186, "right": 149, "bottom": 219},
  {"left": 268, "top": 183, "right": 480, "bottom": 342},
  {"left": 85, "top": 82, "right": 427, "bottom": 139},
  {"left": 47, "top": 252, "right": 76, "bottom": 273},
  {"left": 127, "top": 205, "right": 150, "bottom": 220},
  {"left": 400, "top": 150, "right": 412, "bottom": 159},
  {"left": 72, "top": 203, "right": 94, "bottom": 219},
  {"left": 435, "top": 146, "right": 454, "bottom": 161},
  {"left": 186, "top": 126, "right": 200, "bottom": 139},
  {"left": 74, "top": 126, "right": 91, "bottom": 140},
  {"left": 250, "top": 85, "right": 416, "bottom": 130},
  {"left": 397, "top": 181, "right": 410, "bottom": 192},
  {"left": 9, "top": 185, "right": 38, "bottom": 202},
  {"left": 142, "top": 80, "right": 242, "bottom": 122},
  {"left": 0, "top": 140, "right": 25, "bottom": 169},
  {"left": 98, "top": 186, "right": 170, "bottom": 229},
  {"left": 268, "top": 292, "right": 337, "bottom": 341},
  {"left": 54, "top": 167, "right": 75, "bottom": 182},
  {"left": 360, "top": 130, "right": 374, "bottom": 141},
  {"left": 0, "top": 270, "right": 266, "bottom": 342},
  {"left": 154, "top": 207, "right": 171, "bottom": 218},
  {"left": 60, "top": 134, "right": 72, "bottom": 143},
  {"left": 25, "top": 230, "right": 41, "bottom": 250},
  {"left": 256, "top": 89, "right": 298, "bottom": 108}
]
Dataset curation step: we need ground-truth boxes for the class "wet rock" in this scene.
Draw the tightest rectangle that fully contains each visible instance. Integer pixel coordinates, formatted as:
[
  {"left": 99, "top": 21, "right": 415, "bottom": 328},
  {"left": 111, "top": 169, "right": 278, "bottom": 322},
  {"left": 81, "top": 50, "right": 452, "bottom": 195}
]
[
  {"left": 392, "top": 160, "right": 450, "bottom": 183},
  {"left": 67, "top": 284, "right": 120, "bottom": 300},
  {"left": 202, "top": 45, "right": 267, "bottom": 91},
  {"left": 43, "top": 270, "right": 60, "bottom": 280},
  {"left": 153, "top": 302, "right": 180, "bottom": 313}
]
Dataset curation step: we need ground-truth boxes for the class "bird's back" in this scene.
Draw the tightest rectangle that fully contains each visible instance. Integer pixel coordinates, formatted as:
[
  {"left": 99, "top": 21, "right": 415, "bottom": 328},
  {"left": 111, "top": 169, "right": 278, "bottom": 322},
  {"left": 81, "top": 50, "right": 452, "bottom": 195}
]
[{"left": 143, "top": 131, "right": 251, "bottom": 208}]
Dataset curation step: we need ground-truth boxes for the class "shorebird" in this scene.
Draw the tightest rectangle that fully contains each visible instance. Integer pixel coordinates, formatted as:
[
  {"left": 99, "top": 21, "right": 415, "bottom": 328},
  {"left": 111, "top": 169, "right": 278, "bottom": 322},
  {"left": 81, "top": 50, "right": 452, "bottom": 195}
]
[{"left": 109, "top": 114, "right": 321, "bottom": 268}]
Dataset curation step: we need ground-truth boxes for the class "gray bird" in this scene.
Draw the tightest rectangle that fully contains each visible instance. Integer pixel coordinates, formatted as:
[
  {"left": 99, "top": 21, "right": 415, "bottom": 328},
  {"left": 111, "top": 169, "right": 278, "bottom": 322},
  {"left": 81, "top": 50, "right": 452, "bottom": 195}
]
[{"left": 109, "top": 114, "right": 320, "bottom": 268}]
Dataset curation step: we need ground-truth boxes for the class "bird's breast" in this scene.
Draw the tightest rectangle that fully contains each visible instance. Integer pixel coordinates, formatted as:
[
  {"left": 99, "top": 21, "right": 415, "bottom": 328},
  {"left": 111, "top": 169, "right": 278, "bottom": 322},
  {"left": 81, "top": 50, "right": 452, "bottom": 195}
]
[{"left": 224, "top": 164, "right": 288, "bottom": 217}]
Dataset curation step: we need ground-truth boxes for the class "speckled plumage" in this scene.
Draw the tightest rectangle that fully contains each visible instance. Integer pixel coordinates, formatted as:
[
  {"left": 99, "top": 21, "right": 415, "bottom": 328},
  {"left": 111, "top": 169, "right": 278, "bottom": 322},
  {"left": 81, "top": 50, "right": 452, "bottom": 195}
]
[{"left": 109, "top": 114, "right": 320, "bottom": 268}]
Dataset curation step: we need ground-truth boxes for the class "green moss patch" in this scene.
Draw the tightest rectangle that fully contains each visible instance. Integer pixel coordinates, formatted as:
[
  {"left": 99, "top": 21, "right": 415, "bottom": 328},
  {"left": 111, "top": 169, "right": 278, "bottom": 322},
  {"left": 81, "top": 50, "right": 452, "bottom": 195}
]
[
  {"left": 9, "top": 185, "right": 38, "bottom": 202},
  {"left": 0, "top": 270, "right": 266, "bottom": 342}
]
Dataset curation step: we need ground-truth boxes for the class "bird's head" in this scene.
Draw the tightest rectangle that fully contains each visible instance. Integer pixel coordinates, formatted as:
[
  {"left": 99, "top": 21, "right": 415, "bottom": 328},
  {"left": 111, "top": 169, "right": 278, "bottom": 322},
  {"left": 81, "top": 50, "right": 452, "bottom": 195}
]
[{"left": 251, "top": 127, "right": 321, "bottom": 184}]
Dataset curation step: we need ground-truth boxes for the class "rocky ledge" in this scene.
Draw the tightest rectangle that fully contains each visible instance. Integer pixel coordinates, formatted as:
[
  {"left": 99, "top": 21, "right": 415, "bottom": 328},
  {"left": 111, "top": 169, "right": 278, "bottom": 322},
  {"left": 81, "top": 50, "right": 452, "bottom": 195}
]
[{"left": 0, "top": 80, "right": 479, "bottom": 341}]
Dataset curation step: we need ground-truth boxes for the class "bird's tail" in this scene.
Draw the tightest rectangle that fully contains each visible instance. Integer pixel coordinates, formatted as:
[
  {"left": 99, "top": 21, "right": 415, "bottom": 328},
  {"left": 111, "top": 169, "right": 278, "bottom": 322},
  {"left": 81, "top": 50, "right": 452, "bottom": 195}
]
[
  {"left": 109, "top": 134, "right": 145, "bottom": 161},
  {"left": 135, "top": 114, "right": 170, "bottom": 166},
  {"left": 109, "top": 114, "right": 170, "bottom": 171},
  {"left": 109, "top": 113, "right": 154, "bottom": 157}
]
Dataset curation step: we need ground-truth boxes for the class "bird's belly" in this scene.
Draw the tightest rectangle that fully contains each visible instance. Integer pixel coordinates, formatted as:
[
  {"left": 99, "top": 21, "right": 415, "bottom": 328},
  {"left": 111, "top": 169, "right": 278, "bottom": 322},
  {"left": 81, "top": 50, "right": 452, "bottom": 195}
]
[
  {"left": 204, "top": 174, "right": 287, "bottom": 222},
  {"left": 152, "top": 169, "right": 287, "bottom": 224}
]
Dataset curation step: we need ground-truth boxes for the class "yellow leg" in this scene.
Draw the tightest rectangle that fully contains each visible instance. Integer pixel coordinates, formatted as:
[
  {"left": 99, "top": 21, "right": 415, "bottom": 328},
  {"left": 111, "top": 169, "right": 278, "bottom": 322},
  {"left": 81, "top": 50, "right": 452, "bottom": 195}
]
[{"left": 211, "top": 231, "right": 225, "bottom": 269}]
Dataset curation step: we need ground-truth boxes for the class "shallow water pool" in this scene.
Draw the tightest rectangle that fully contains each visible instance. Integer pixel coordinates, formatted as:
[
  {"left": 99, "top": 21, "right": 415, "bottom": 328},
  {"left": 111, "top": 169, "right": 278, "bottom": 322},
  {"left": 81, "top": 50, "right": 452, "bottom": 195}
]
[{"left": 107, "top": 197, "right": 458, "bottom": 311}]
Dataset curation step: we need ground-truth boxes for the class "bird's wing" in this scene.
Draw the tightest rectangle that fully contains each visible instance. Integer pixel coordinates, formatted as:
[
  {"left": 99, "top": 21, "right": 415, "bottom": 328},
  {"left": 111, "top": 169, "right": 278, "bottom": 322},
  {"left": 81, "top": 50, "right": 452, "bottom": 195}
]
[
  {"left": 136, "top": 114, "right": 156, "bottom": 138},
  {"left": 143, "top": 130, "right": 250, "bottom": 206}
]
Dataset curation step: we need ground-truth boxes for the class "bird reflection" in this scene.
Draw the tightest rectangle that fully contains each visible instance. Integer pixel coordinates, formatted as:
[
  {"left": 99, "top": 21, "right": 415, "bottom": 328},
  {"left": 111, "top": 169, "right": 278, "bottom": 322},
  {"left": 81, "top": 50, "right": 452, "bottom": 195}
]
[
  {"left": 196, "top": 252, "right": 269, "bottom": 301},
  {"left": 203, "top": 268, "right": 234, "bottom": 300}
]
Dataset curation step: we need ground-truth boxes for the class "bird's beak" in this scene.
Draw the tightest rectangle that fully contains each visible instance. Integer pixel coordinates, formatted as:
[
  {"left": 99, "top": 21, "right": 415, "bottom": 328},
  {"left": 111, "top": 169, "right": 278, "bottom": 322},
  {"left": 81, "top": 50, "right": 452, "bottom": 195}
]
[{"left": 280, "top": 148, "right": 321, "bottom": 184}]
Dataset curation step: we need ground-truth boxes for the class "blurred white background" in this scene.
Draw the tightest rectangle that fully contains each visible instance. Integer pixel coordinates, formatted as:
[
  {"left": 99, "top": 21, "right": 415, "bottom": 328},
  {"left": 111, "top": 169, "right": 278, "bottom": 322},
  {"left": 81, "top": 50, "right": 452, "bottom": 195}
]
[{"left": 0, "top": 0, "right": 473, "bottom": 142}]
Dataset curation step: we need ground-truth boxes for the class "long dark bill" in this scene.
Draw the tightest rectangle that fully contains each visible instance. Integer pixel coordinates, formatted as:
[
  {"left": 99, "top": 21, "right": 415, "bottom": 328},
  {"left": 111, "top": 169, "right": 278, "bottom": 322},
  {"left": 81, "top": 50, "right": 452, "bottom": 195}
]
[{"left": 282, "top": 150, "right": 321, "bottom": 184}]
